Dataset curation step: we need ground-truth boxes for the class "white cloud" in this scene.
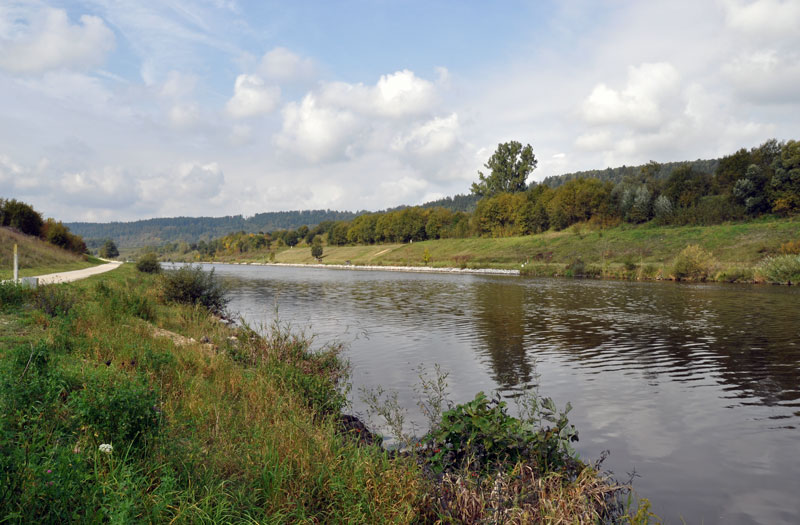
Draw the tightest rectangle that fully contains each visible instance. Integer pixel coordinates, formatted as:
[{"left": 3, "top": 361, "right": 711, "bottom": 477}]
[
  {"left": 320, "top": 69, "right": 437, "bottom": 118},
  {"left": 168, "top": 103, "right": 200, "bottom": 128},
  {"left": 392, "top": 114, "right": 460, "bottom": 156},
  {"left": 575, "top": 131, "right": 613, "bottom": 151},
  {"left": 176, "top": 162, "right": 225, "bottom": 198},
  {"left": 58, "top": 166, "right": 138, "bottom": 209},
  {"left": 160, "top": 70, "right": 197, "bottom": 98},
  {"left": 0, "top": 8, "right": 115, "bottom": 74},
  {"left": 226, "top": 74, "right": 280, "bottom": 118},
  {"left": 723, "top": 50, "right": 800, "bottom": 104},
  {"left": 581, "top": 62, "right": 680, "bottom": 129},
  {"left": 276, "top": 94, "right": 359, "bottom": 162},
  {"left": 722, "top": 0, "right": 800, "bottom": 40},
  {"left": 259, "top": 47, "right": 315, "bottom": 82}
]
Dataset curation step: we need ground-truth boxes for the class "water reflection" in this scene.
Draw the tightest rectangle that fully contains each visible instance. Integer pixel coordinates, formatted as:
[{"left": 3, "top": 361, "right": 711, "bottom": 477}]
[{"left": 193, "top": 263, "right": 800, "bottom": 524}]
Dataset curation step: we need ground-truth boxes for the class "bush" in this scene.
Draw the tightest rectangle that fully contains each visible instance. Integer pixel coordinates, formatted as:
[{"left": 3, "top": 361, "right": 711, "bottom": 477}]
[
  {"left": 31, "top": 285, "right": 77, "bottom": 316},
  {"left": 160, "top": 265, "right": 228, "bottom": 315},
  {"left": 756, "top": 254, "right": 800, "bottom": 284},
  {"left": 671, "top": 244, "right": 717, "bottom": 281},
  {"left": 135, "top": 252, "right": 161, "bottom": 273},
  {"left": 422, "top": 392, "right": 579, "bottom": 476}
]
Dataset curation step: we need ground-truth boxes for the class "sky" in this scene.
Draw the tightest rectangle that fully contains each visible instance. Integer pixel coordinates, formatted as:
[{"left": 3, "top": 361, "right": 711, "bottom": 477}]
[{"left": 0, "top": 0, "right": 798, "bottom": 222}]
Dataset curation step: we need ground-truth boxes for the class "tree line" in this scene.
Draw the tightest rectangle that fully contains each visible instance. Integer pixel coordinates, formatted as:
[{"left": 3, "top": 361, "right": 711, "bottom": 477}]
[
  {"left": 148, "top": 138, "right": 800, "bottom": 260},
  {"left": 0, "top": 198, "right": 87, "bottom": 254},
  {"left": 252, "top": 138, "right": 800, "bottom": 247}
]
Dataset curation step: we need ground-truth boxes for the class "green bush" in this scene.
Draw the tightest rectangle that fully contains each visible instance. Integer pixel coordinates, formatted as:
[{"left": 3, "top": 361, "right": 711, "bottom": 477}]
[
  {"left": 135, "top": 252, "right": 161, "bottom": 273},
  {"left": 671, "top": 244, "right": 717, "bottom": 281},
  {"left": 160, "top": 265, "right": 228, "bottom": 315},
  {"left": 756, "top": 254, "right": 800, "bottom": 284},
  {"left": 422, "top": 392, "right": 579, "bottom": 476}
]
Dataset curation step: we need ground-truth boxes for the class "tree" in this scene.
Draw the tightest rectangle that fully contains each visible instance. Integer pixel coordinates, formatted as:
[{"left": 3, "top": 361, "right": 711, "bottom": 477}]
[
  {"left": 471, "top": 141, "right": 537, "bottom": 197},
  {"left": 311, "top": 236, "right": 323, "bottom": 260},
  {"left": 100, "top": 239, "right": 119, "bottom": 258}
]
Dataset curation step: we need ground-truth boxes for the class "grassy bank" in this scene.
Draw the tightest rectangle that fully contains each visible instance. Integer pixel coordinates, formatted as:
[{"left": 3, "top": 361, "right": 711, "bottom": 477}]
[
  {"left": 178, "top": 217, "right": 800, "bottom": 283},
  {"left": 0, "top": 227, "right": 102, "bottom": 280},
  {"left": 0, "top": 264, "right": 655, "bottom": 523}
]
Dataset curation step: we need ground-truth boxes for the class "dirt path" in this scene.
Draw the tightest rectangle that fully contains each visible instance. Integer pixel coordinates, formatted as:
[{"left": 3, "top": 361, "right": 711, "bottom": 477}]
[{"left": 35, "top": 261, "right": 123, "bottom": 284}]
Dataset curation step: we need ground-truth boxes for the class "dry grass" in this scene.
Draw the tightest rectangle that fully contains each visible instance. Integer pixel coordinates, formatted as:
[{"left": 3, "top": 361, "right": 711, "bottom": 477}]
[
  {"left": 423, "top": 463, "right": 637, "bottom": 524},
  {"left": 0, "top": 226, "right": 95, "bottom": 279}
]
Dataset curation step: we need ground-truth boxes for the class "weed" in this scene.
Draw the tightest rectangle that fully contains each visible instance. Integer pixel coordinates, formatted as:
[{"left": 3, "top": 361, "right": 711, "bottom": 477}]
[
  {"left": 0, "top": 281, "right": 30, "bottom": 311},
  {"left": 31, "top": 285, "right": 77, "bottom": 317},
  {"left": 671, "top": 244, "right": 717, "bottom": 281}
]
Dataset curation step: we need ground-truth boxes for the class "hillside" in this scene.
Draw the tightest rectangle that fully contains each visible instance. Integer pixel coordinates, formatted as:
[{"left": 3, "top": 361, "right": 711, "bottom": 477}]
[
  {"left": 0, "top": 227, "right": 98, "bottom": 280},
  {"left": 183, "top": 217, "right": 800, "bottom": 283},
  {"left": 67, "top": 209, "right": 363, "bottom": 250}
]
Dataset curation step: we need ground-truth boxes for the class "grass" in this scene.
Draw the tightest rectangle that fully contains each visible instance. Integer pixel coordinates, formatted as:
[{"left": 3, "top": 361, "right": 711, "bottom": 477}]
[
  {"left": 168, "top": 216, "right": 800, "bottom": 283},
  {"left": 0, "top": 264, "right": 656, "bottom": 523},
  {"left": 0, "top": 227, "right": 100, "bottom": 280}
]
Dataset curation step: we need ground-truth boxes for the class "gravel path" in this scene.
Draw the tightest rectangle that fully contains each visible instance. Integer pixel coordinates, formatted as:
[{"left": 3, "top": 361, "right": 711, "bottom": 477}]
[{"left": 35, "top": 261, "right": 123, "bottom": 284}]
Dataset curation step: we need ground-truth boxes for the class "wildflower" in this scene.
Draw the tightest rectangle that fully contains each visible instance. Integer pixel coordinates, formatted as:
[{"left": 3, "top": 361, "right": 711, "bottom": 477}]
[
  {"left": 99, "top": 443, "right": 113, "bottom": 454},
  {"left": 46, "top": 469, "right": 52, "bottom": 474}
]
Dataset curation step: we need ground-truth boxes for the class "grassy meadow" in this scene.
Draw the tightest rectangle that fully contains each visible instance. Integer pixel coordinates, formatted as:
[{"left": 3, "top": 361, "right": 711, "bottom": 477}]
[
  {"left": 187, "top": 217, "right": 800, "bottom": 283},
  {"left": 0, "top": 227, "right": 101, "bottom": 280}
]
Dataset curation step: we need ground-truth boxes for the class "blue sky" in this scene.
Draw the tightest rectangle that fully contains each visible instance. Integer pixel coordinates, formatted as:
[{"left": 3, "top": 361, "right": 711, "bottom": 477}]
[{"left": 1, "top": 0, "right": 798, "bottom": 221}]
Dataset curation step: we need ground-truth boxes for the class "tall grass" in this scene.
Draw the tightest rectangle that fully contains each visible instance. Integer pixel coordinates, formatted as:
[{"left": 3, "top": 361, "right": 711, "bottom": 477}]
[
  {"left": 0, "top": 265, "right": 420, "bottom": 523},
  {"left": 0, "top": 227, "right": 96, "bottom": 280}
]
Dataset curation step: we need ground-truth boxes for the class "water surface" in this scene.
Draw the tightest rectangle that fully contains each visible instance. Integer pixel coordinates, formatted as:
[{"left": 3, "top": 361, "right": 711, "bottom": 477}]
[{"left": 198, "top": 263, "right": 800, "bottom": 524}]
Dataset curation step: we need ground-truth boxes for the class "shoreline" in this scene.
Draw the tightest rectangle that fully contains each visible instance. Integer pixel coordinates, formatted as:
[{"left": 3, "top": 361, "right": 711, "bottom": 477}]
[{"left": 182, "top": 260, "right": 521, "bottom": 276}]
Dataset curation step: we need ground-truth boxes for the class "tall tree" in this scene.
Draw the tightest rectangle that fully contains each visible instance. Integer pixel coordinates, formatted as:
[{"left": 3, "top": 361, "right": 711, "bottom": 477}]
[{"left": 471, "top": 141, "right": 537, "bottom": 197}]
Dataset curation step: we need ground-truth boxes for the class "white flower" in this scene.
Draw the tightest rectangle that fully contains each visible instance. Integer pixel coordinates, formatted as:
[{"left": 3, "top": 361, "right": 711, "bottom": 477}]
[{"left": 99, "top": 443, "right": 113, "bottom": 454}]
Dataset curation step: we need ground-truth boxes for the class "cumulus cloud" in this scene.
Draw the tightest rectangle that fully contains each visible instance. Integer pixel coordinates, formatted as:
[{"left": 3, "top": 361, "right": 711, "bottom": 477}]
[
  {"left": 226, "top": 74, "right": 281, "bottom": 118},
  {"left": 320, "top": 69, "right": 437, "bottom": 118},
  {"left": 58, "top": 166, "right": 138, "bottom": 209},
  {"left": 276, "top": 94, "right": 359, "bottom": 162},
  {"left": 259, "top": 47, "right": 315, "bottom": 82},
  {"left": 581, "top": 62, "right": 680, "bottom": 129},
  {"left": 392, "top": 114, "right": 460, "bottom": 156},
  {"left": 0, "top": 8, "right": 115, "bottom": 74}
]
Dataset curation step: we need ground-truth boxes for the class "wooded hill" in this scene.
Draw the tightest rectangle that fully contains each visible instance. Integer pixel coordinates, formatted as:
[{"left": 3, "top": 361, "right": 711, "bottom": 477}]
[{"left": 67, "top": 210, "right": 362, "bottom": 249}]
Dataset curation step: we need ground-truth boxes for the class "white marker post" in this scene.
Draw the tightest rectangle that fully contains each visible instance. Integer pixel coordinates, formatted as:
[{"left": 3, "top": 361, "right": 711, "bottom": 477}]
[{"left": 13, "top": 243, "right": 19, "bottom": 283}]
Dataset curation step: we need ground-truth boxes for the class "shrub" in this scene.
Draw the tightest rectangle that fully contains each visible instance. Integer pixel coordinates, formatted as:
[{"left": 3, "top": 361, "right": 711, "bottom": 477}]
[
  {"left": 135, "top": 252, "right": 161, "bottom": 273},
  {"left": 756, "top": 254, "right": 800, "bottom": 284},
  {"left": 422, "top": 392, "right": 579, "bottom": 476},
  {"left": 160, "top": 265, "right": 228, "bottom": 315},
  {"left": 0, "top": 281, "right": 30, "bottom": 311},
  {"left": 671, "top": 244, "right": 717, "bottom": 281},
  {"left": 31, "top": 285, "right": 77, "bottom": 316}
]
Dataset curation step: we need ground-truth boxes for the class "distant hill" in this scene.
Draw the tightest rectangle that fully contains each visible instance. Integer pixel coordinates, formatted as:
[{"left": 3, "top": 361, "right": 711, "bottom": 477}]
[
  {"left": 540, "top": 158, "right": 720, "bottom": 188},
  {"left": 67, "top": 210, "right": 363, "bottom": 249},
  {"left": 67, "top": 157, "right": 724, "bottom": 250}
]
